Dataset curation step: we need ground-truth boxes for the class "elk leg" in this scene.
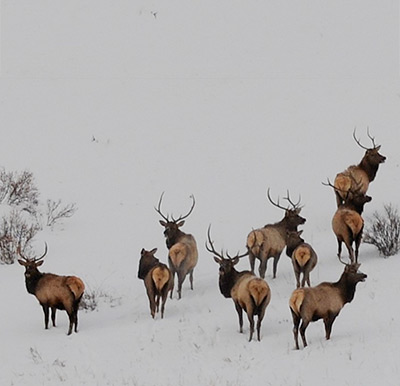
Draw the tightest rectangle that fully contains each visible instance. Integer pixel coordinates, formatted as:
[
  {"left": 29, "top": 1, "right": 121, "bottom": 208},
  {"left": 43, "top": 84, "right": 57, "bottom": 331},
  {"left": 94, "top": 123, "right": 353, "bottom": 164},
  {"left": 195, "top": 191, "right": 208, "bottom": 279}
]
[
  {"left": 42, "top": 305, "right": 50, "bottom": 329},
  {"left": 177, "top": 271, "right": 187, "bottom": 300},
  {"left": 247, "top": 312, "right": 255, "bottom": 342},
  {"left": 234, "top": 301, "right": 244, "bottom": 333},
  {"left": 51, "top": 307, "right": 57, "bottom": 327},
  {"left": 272, "top": 255, "right": 281, "bottom": 279},
  {"left": 324, "top": 312, "right": 338, "bottom": 340},
  {"left": 299, "top": 319, "right": 310, "bottom": 348},
  {"left": 248, "top": 252, "right": 256, "bottom": 274},
  {"left": 256, "top": 300, "right": 267, "bottom": 341},
  {"left": 294, "top": 270, "right": 301, "bottom": 288},
  {"left": 336, "top": 238, "right": 343, "bottom": 258},
  {"left": 146, "top": 288, "right": 156, "bottom": 318},
  {"left": 258, "top": 259, "right": 267, "bottom": 279},
  {"left": 67, "top": 312, "right": 74, "bottom": 335},
  {"left": 355, "top": 226, "right": 364, "bottom": 263},
  {"left": 189, "top": 269, "right": 194, "bottom": 290},
  {"left": 290, "top": 308, "right": 301, "bottom": 350},
  {"left": 160, "top": 290, "right": 169, "bottom": 319}
]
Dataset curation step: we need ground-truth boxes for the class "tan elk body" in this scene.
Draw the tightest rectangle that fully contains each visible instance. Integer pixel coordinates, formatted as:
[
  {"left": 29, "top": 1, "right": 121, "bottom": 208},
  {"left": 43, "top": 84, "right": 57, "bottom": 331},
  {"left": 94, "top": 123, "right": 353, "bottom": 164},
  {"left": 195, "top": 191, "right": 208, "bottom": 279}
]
[
  {"left": 18, "top": 244, "right": 85, "bottom": 335},
  {"left": 289, "top": 262, "right": 367, "bottom": 349},
  {"left": 246, "top": 189, "right": 306, "bottom": 279},
  {"left": 138, "top": 248, "right": 174, "bottom": 318},
  {"left": 286, "top": 230, "right": 318, "bottom": 288},
  {"left": 207, "top": 226, "right": 271, "bottom": 341},
  {"left": 334, "top": 129, "right": 385, "bottom": 207},
  {"left": 155, "top": 193, "right": 198, "bottom": 299}
]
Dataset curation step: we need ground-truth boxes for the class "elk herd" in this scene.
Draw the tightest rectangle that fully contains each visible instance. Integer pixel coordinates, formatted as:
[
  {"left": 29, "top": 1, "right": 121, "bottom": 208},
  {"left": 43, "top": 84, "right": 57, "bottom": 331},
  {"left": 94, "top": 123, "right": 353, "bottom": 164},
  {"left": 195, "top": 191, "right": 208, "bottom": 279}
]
[{"left": 17, "top": 129, "right": 386, "bottom": 350}]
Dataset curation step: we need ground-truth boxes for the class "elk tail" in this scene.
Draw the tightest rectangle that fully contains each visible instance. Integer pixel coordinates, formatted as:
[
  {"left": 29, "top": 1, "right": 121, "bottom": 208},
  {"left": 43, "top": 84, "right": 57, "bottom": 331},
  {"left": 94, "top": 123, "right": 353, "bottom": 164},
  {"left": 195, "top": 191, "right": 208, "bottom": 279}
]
[
  {"left": 152, "top": 266, "right": 170, "bottom": 292},
  {"left": 66, "top": 276, "right": 85, "bottom": 299},
  {"left": 248, "top": 278, "right": 269, "bottom": 307},
  {"left": 289, "top": 289, "right": 305, "bottom": 316}
]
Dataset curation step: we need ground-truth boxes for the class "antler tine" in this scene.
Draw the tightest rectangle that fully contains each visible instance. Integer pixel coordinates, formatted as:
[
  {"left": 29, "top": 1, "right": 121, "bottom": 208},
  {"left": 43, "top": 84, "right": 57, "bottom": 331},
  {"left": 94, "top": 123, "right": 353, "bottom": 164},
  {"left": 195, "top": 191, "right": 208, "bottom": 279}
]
[
  {"left": 34, "top": 242, "right": 48, "bottom": 262},
  {"left": 322, "top": 178, "right": 336, "bottom": 189},
  {"left": 16, "top": 244, "right": 28, "bottom": 261},
  {"left": 154, "top": 192, "right": 169, "bottom": 222},
  {"left": 175, "top": 194, "right": 196, "bottom": 222},
  {"left": 227, "top": 249, "right": 249, "bottom": 260},
  {"left": 366, "top": 127, "right": 378, "bottom": 148},
  {"left": 284, "top": 189, "right": 302, "bottom": 210},
  {"left": 353, "top": 127, "right": 369, "bottom": 150},
  {"left": 267, "top": 188, "right": 287, "bottom": 211},
  {"left": 205, "top": 224, "right": 225, "bottom": 259}
]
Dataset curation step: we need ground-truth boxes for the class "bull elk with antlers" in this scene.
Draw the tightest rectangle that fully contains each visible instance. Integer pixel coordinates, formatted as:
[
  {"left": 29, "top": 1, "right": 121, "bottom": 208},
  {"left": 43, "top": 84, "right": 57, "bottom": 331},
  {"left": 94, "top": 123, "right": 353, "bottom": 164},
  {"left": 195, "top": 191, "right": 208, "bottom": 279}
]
[
  {"left": 334, "top": 128, "right": 386, "bottom": 207},
  {"left": 155, "top": 193, "right": 198, "bottom": 299},
  {"left": 289, "top": 260, "right": 367, "bottom": 349},
  {"left": 206, "top": 226, "right": 271, "bottom": 341},
  {"left": 18, "top": 244, "right": 85, "bottom": 335},
  {"left": 246, "top": 189, "right": 306, "bottom": 279}
]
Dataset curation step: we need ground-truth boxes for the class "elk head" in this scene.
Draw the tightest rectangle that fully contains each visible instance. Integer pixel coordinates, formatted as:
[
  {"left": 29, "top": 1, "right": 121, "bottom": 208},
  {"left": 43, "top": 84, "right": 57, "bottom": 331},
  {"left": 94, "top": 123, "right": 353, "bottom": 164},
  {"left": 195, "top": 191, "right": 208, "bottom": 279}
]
[
  {"left": 206, "top": 225, "right": 248, "bottom": 273},
  {"left": 155, "top": 193, "right": 196, "bottom": 248},
  {"left": 17, "top": 243, "right": 48, "bottom": 278},
  {"left": 353, "top": 128, "right": 386, "bottom": 166},
  {"left": 267, "top": 189, "right": 306, "bottom": 229}
]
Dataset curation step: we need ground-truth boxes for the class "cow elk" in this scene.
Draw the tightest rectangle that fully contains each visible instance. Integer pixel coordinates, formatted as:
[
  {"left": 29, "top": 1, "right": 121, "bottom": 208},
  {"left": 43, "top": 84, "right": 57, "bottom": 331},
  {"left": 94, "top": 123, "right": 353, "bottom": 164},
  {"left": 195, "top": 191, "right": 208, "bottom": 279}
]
[
  {"left": 18, "top": 244, "right": 85, "bottom": 335},
  {"left": 324, "top": 180, "right": 371, "bottom": 263},
  {"left": 334, "top": 128, "right": 386, "bottom": 207},
  {"left": 138, "top": 248, "right": 174, "bottom": 319},
  {"left": 246, "top": 189, "right": 306, "bottom": 279},
  {"left": 286, "top": 230, "right": 318, "bottom": 288},
  {"left": 207, "top": 226, "right": 271, "bottom": 342},
  {"left": 155, "top": 192, "right": 198, "bottom": 299},
  {"left": 289, "top": 261, "right": 367, "bottom": 349}
]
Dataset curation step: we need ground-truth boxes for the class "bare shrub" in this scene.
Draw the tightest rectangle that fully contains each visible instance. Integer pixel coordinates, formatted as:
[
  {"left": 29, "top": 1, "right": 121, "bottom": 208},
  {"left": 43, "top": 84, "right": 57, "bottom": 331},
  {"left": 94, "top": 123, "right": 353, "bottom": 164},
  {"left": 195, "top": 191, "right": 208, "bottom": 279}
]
[
  {"left": 0, "top": 169, "right": 39, "bottom": 213},
  {"left": 0, "top": 209, "right": 41, "bottom": 264},
  {"left": 80, "top": 287, "right": 121, "bottom": 312},
  {"left": 364, "top": 203, "right": 400, "bottom": 257},
  {"left": 46, "top": 199, "right": 77, "bottom": 227}
]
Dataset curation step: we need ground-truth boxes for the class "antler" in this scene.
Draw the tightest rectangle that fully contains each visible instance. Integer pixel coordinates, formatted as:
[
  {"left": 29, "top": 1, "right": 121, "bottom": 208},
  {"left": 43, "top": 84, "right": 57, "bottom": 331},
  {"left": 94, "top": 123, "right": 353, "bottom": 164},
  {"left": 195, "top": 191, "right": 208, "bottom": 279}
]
[
  {"left": 172, "top": 194, "right": 196, "bottom": 222},
  {"left": 353, "top": 127, "right": 379, "bottom": 150},
  {"left": 205, "top": 225, "right": 225, "bottom": 259},
  {"left": 283, "top": 190, "right": 302, "bottom": 210},
  {"left": 206, "top": 225, "right": 248, "bottom": 260},
  {"left": 267, "top": 188, "right": 288, "bottom": 211},
  {"left": 154, "top": 192, "right": 169, "bottom": 222},
  {"left": 17, "top": 242, "right": 48, "bottom": 262}
]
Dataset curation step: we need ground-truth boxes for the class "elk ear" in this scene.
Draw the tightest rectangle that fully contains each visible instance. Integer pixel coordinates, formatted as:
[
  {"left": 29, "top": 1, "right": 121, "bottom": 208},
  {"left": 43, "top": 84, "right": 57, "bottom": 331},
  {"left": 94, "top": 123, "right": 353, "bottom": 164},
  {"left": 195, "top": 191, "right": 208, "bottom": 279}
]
[
  {"left": 297, "top": 230, "right": 303, "bottom": 236},
  {"left": 36, "top": 260, "right": 44, "bottom": 267},
  {"left": 18, "top": 259, "right": 27, "bottom": 266},
  {"left": 159, "top": 220, "right": 167, "bottom": 227},
  {"left": 376, "top": 145, "right": 381, "bottom": 151},
  {"left": 150, "top": 248, "right": 158, "bottom": 255},
  {"left": 177, "top": 220, "right": 185, "bottom": 227},
  {"left": 213, "top": 256, "right": 222, "bottom": 264}
]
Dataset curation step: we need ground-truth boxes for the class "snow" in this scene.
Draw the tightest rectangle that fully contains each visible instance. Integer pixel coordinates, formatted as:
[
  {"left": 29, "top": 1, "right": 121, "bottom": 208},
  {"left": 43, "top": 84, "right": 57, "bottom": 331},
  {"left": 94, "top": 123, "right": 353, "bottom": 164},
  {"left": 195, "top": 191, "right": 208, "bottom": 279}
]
[{"left": 1, "top": 1, "right": 399, "bottom": 385}]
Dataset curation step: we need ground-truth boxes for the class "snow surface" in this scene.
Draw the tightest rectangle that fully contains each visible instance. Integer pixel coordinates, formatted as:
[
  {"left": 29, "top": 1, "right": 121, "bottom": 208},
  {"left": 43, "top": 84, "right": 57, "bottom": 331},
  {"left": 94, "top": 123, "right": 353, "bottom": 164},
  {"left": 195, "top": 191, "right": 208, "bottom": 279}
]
[{"left": 1, "top": 1, "right": 400, "bottom": 385}]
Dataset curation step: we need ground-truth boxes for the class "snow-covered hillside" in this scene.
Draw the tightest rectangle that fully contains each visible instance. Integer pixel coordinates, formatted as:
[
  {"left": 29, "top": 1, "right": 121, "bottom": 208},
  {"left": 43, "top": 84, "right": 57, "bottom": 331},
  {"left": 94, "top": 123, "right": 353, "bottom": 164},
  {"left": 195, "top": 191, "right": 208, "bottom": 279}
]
[{"left": 1, "top": 1, "right": 399, "bottom": 385}]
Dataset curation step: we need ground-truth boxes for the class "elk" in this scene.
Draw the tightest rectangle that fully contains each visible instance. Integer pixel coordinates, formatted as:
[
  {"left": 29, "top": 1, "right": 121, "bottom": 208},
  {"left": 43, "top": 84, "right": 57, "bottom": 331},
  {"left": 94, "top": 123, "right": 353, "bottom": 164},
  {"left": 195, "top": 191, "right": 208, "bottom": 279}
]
[
  {"left": 18, "top": 244, "right": 85, "bottom": 335},
  {"left": 286, "top": 230, "right": 318, "bottom": 288},
  {"left": 246, "top": 189, "right": 306, "bottom": 279},
  {"left": 289, "top": 261, "right": 367, "bottom": 349},
  {"left": 206, "top": 226, "right": 271, "bottom": 341},
  {"left": 138, "top": 248, "right": 174, "bottom": 319},
  {"left": 155, "top": 192, "right": 198, "bottom": 299},
  {"left": 324, "top": 180, "right": 372, "bottom": 263},
  {"left": 334, "top": 128, "right": 386, "bottom": 207}
]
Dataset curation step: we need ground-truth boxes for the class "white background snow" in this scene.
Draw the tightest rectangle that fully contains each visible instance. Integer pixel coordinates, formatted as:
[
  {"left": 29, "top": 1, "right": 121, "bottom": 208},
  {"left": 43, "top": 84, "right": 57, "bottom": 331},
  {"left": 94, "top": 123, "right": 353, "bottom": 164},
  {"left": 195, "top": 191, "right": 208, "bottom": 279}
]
[{"left": 1, "top": 1, "right": 399, "bottom": 385}]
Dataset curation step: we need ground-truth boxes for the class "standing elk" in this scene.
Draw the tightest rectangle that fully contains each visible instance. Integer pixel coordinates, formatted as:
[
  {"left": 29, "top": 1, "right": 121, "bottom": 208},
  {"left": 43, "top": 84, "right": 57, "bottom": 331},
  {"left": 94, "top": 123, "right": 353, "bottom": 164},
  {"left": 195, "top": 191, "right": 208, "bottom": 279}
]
[
  {"left": 324, "top": 180, "right": 371, "bottom": 263},
  {"left": 289, "top": 260, "right": 367, "bottom": 349},
  {"left": 246, "top": 189, "right": 306, "bottom": 279},
  {"left": 155, "top": 193, "right": 198, "bottom": 299},
  {"left": 18, "top": 244, "right": 85, "bottom": 335},
  {"left": 138, "top": 248, "right": 174, "bottom": 319},
  {"left": 334, "top": 128, "right": 386, "bottom": 207},
  {"left": 206, "top": 226, "right": 271, "bottom": 341},
  {"left": 286, "top": 230, "right": 318, "bottom": 288}
]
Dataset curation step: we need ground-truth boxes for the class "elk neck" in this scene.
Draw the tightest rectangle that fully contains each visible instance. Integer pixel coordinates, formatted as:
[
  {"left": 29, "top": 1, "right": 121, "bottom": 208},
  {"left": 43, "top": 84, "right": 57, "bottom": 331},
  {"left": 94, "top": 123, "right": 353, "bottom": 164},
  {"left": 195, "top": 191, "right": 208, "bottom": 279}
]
[
  {"left": 334, "top": 271, "right": 358, "bottom": 304},
  {"left": 359, "top": 157, "right": 379, "bottom": 182},
  {"left": 166, "top": 229, "right": 185, "bottom": 249},
  {"left": 219, "top": 269, "right": 247, "bottom": 298},
  {"left": 24, "top": 269, "right": 44, "bottom": 295}
]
